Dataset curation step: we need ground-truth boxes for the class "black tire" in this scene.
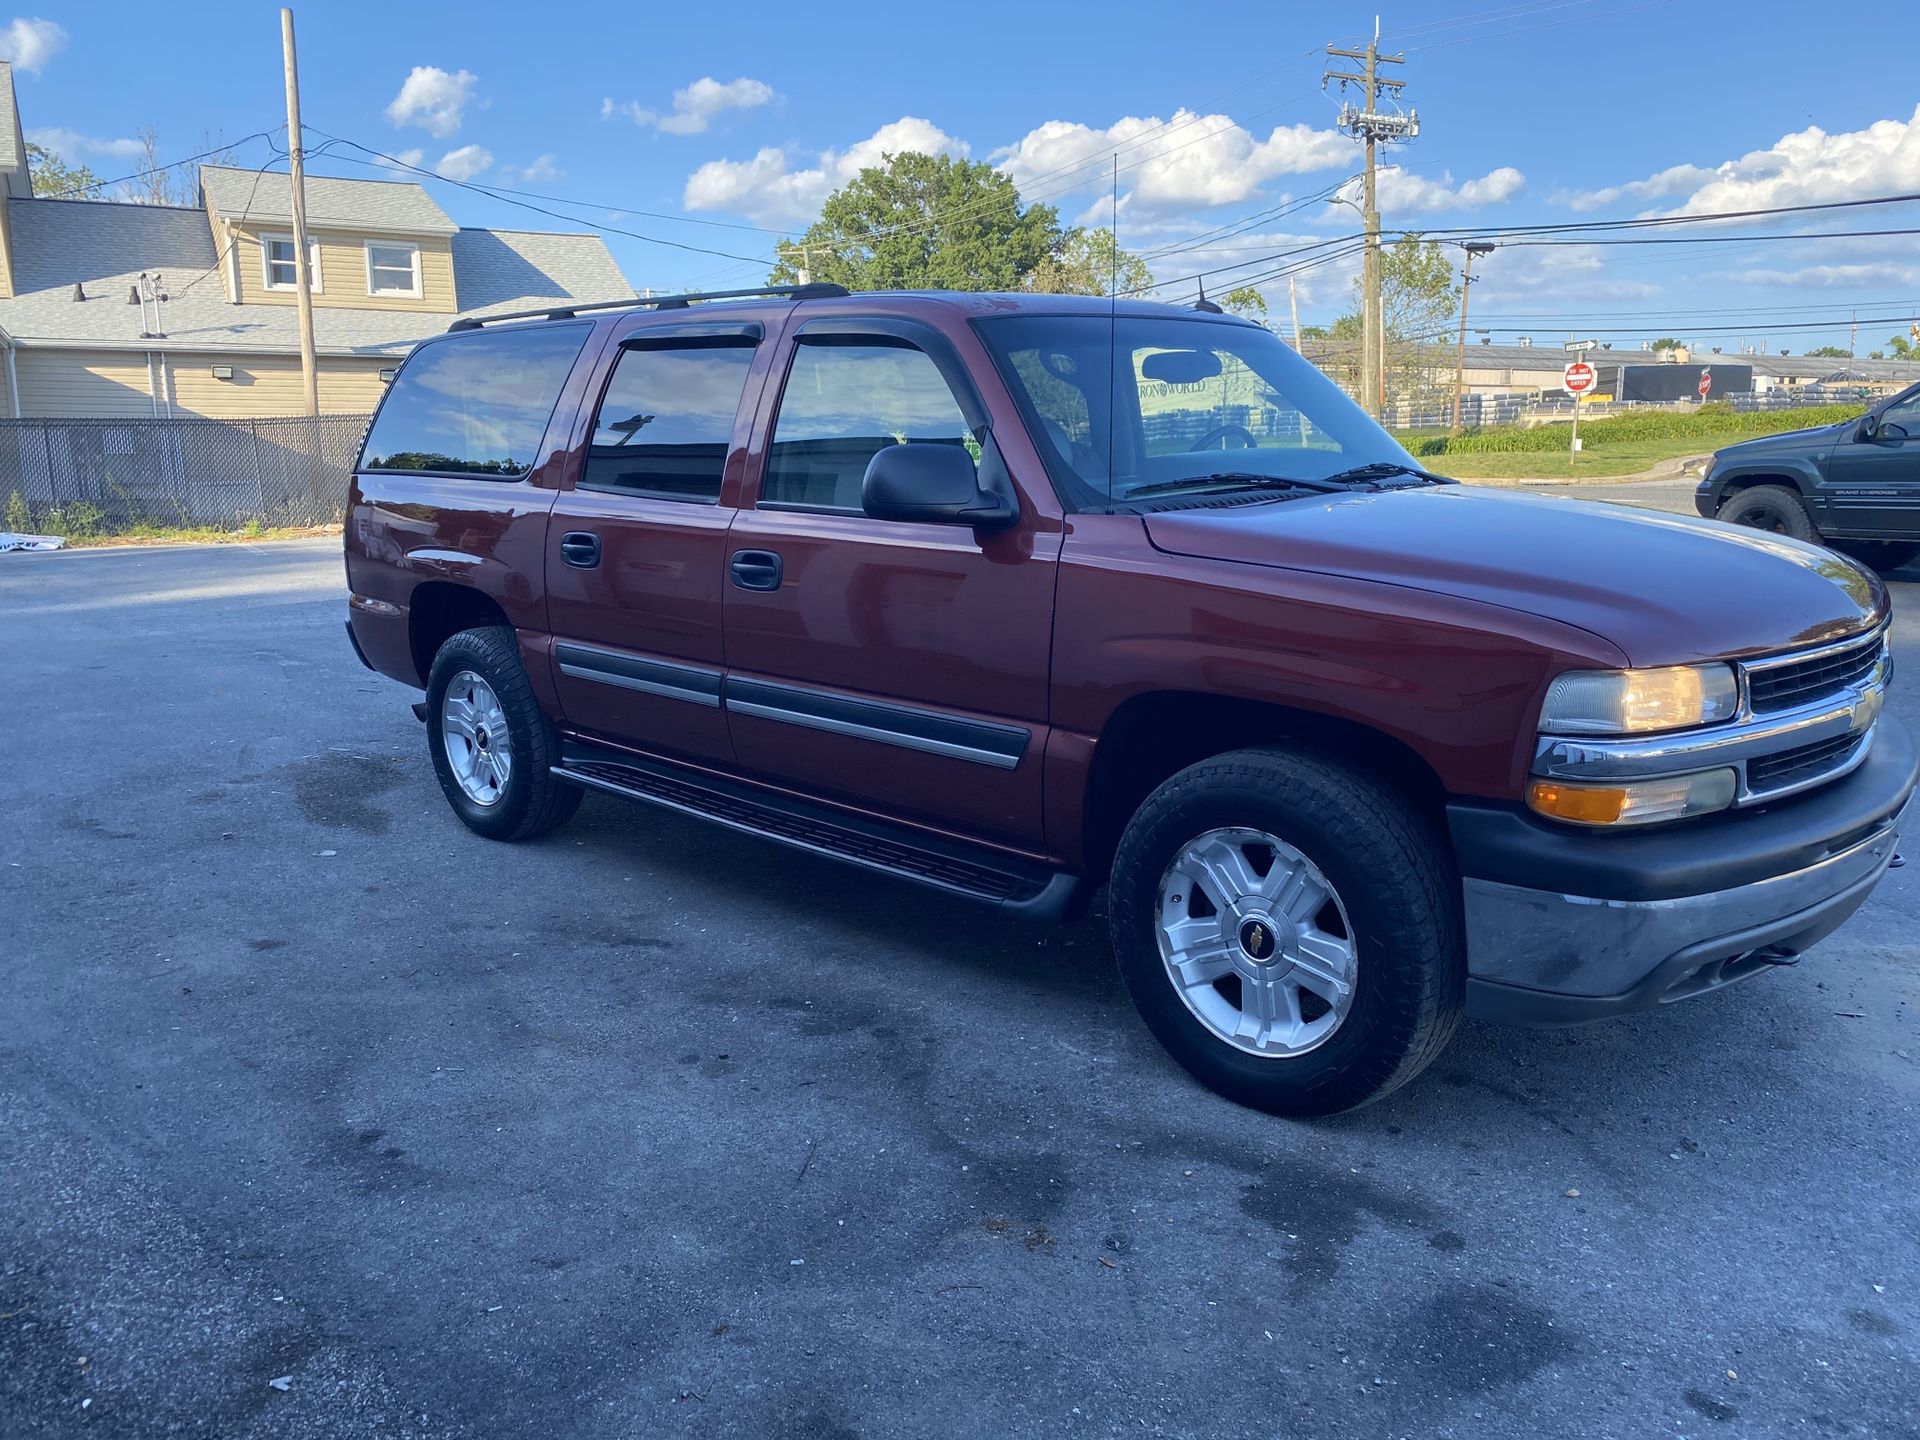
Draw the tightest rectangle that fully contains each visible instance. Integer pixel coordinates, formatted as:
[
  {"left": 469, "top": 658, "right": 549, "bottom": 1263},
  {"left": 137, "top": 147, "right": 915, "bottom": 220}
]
[
  {"left": 424, "top": 626, "right": 581, "bottom": 842},
  {"left": 1109, "top": 748, "right": 1464, "bottom": 1117},
  {"left": 1830, "top": 539, "right": 1920, "bottom": 576},
  {"left": 1716, "top": 484, "right": 1816, "bottom": 541}
]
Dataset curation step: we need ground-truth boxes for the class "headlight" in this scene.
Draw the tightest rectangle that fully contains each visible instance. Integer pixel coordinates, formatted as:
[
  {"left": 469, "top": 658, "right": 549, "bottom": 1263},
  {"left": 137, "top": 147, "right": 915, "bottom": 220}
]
[
  {"left": 1528, "top": 769, "right": 1738, "bottom": 827},
  {"left": 1539, "top": 663, "right": 1738, "bottom": 736}
]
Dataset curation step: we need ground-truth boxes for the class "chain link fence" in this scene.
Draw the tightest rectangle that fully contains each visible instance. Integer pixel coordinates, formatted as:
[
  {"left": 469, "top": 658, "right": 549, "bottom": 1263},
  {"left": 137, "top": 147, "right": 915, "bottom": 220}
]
[{"left": 0, "top": 413, "right": 372, "bottom": 538}]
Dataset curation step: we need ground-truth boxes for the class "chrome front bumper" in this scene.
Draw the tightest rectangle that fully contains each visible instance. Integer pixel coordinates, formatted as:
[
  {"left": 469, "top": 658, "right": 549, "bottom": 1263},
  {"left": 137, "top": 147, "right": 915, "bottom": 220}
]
[
  {"left": 1462, "top": 818, "right": 1900, "bottom": 1024},
  {"left": 1456, "top": 711, "right": 1916, "bottom": 1026}
]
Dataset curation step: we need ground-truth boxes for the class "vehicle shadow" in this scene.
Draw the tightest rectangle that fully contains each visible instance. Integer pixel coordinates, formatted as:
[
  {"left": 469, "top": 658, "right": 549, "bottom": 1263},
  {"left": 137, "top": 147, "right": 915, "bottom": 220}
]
[{"left": 556, "top": 786, "right": 1121, "bottom": 1007}]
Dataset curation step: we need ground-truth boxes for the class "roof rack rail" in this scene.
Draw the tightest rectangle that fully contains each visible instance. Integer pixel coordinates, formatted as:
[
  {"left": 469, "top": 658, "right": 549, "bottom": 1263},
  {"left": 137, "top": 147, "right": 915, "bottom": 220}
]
[{"left": 447, "top": 282, "right": 851, "bottom": 333}]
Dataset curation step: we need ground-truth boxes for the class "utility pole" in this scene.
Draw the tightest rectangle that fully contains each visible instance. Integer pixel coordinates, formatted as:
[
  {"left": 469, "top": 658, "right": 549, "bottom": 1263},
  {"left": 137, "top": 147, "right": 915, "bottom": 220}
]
[
  {"left": 281, "top": 7, "right": 319, "bottom": 417},
  {"left": 1450, "top": 241, "right": 1495, "bottom": 433},
  {"left": 1326, "top": 19, "right": 1417, "bottom": 420},
  {"left": 1288, "top": 275, "right": 1302, "bottom": 349}
]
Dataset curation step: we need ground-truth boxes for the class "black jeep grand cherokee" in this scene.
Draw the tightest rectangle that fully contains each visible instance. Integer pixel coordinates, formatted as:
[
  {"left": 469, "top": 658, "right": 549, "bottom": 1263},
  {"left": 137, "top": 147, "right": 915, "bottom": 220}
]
[{"left": 1698, "top": 380, "right": 1920, "bottom": 574}]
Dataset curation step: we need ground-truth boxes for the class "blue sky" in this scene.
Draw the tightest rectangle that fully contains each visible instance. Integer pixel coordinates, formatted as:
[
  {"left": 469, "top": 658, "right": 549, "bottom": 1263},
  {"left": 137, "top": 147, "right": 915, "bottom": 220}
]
[{"left": 9, "top": 0, "right": 1920, "bottom": 353}]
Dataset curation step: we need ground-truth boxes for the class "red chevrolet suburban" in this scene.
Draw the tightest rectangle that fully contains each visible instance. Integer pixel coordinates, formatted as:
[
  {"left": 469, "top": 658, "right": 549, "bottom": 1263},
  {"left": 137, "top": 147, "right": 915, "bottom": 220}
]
[{"left": 344, "top": 284, "right": 1914, "bottom": 1115}]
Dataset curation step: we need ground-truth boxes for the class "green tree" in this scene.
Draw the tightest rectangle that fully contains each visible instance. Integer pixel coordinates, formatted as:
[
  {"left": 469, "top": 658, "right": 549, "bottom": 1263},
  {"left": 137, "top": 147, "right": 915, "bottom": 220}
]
[
  {"left": 1330, "top": 236, "right": 1457, "bottom": 400},
  {"left": 1221, "top": 286, "right": 1268, "bottom": 323},
  {"left": 1886, "top": 334, "right": 1917, "bottom": 360},
  {"left": 1022, "top": 226, "right": 1152, "bottom": 296},
  {"left": 26, "top": 141, "right": 102, "bottom": 198},
  {"left": 1804, "top": 346, "right": 1850, "bottom": 358},
  {"left": 1650, "top": 336, "right": 1685, "bottom": 353},
  {"left": 770, "top": 152, "right": 1061, "bottom": 292}
]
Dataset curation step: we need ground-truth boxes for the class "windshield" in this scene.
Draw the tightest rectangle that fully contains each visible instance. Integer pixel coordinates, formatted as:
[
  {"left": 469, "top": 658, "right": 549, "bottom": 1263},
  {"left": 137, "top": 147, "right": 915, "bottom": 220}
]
[{"left": 977, "top": 313, "right": 1418, "bottom": 511}]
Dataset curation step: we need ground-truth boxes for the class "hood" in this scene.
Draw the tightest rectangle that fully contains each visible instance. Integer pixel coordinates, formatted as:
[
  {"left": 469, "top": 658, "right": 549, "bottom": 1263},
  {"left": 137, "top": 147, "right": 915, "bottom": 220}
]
[
  {"left": 1142, "top": 485, "right": 1885, "bottom": 668},
  {"left": 1714, "top": 420, "right": 1849, "bottom": 459}
]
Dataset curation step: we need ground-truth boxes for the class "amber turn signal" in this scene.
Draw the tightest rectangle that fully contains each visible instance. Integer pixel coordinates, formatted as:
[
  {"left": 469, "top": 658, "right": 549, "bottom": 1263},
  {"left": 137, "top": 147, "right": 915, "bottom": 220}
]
[{"left": 1527, "top": 769, "right": 1738, "bottom": 827}]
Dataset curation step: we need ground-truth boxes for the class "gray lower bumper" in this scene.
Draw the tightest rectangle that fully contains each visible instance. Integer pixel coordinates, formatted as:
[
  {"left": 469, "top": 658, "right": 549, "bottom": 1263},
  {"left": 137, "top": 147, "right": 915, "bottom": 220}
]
[{"left": 1463, "top": 817, "right": 1902, "bottom": 1025}]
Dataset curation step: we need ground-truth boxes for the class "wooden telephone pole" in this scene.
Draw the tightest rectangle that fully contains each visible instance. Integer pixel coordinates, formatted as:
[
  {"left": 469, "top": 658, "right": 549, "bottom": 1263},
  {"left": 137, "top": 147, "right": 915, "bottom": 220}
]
[
  {"left": 1451, "top": 241, "right": 1495, "bottom": 432},
  {"left": 1326, "top": 20, "right": 1417, "bottom": 420},
  {"left": 281, "top": 7, "right": 319, "bottom": 417}
]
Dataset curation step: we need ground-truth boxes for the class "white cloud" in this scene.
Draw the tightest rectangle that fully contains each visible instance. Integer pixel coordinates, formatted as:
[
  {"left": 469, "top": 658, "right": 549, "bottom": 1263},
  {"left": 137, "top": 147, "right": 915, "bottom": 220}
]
[
  {"left": 1558, "top": 163, "right": 1715, "bottom": 213},
  {"left": 385, "top": 66, "right": 478, "bottom": 139},
  {"left": 684, "top": 116, "right": 967, "bottom": 226},
  {"left": 436, "top": 144, "right": 492, "bottom": 182},
  {"left": 1731, "top": 260, "right": 1920, "bottom": 289},
  {"left": 1567, "top": 105, "right": 1920, "bottom": 215},
  {"left": 993, "top": 111, "right": 1351, "bottom": 214},
  {"left": 1350, "top": 165, "right": 1526, "bottom": 214},
  {"left": 605, "top": 76, "right": 775, "bottom": 137},
  {"left": 378, "top": 147, "right": 426, "bottom": 175},
  {"left": 499, "top": 153, "right": 562, "bottom": 186},
  {"left": 26, "top": 125, "right": 143, "bottom": 159},
  {"left": 0, "top": 16, "right": 64, "bottom": 73}
]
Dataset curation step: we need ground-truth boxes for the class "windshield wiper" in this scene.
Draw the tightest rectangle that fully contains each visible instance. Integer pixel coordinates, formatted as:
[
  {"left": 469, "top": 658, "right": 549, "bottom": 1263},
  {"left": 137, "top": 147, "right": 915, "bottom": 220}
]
[
  {"left": 1120, "top": 472, "right": 1318, "bottom": 502},
  {"left": 1317, "top": 461, "right": 1452, "bottom": 488}
]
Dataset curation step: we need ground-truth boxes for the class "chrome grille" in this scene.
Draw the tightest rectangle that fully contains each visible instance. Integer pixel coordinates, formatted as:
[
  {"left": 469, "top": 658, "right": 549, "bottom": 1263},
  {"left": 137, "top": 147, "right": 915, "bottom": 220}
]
[
  {"left": 1745, "top": 628, "right": 1887, "bottom": 714},
  {"left": 1745, "top": 731, "right": 1868, "bottom": 795}
]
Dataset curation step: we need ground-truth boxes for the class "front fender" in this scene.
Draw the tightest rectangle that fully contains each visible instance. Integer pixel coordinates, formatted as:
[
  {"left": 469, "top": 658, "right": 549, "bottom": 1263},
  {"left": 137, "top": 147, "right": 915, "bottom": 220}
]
[{"left": 1697, "top": 454, "right": 1828, "bottom": 519}]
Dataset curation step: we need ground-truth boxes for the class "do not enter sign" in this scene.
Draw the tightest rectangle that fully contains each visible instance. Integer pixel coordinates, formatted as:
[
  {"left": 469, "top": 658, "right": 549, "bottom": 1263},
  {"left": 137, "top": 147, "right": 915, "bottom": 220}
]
[{"left": 1563, "top": 361, "right": 1596, "bottom": 395}]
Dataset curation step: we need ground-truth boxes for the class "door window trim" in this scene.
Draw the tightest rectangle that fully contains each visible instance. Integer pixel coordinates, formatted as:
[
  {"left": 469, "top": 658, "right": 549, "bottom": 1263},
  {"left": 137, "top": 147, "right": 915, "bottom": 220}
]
[
  {"left": 574, "top": 329, "right": 763, "bottom": 505},
  {"left": 755, "top": 316, "right": 990, "bottom": 516}
]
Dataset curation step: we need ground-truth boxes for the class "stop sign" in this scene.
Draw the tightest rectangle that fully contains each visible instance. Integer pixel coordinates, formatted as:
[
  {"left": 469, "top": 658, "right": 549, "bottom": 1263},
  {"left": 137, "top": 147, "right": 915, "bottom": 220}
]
[
  {"left": 1698, "top": 369, "right": 1713, "bottom": 398},
  {"left": 1563, "top": 361, "right": 1596, "bottom": 395}
]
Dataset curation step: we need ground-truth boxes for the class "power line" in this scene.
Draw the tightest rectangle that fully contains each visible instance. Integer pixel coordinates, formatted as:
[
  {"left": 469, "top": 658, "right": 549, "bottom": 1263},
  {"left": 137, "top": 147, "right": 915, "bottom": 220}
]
[
  {"left": 307, "top": 130, "right": 775, "bottom": 266},
  {"left": 30, "top": 129, "right": 280, "bottom": 201}
]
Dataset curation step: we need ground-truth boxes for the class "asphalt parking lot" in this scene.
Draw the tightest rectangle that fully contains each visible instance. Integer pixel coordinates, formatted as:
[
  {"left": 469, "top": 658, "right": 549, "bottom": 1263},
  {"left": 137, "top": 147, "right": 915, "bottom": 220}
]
[{"left": 2, "top": 532, "right": 1916, "bottom": 1439}]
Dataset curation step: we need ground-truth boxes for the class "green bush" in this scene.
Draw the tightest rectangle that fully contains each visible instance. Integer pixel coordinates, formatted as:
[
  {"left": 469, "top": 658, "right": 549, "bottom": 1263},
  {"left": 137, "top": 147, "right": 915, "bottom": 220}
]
[
  {"left": 1399, "top": 403, "right": 1867, "bottom": 458},
  {"left": 3, "top": 490, "right": 27, "bottom": 531}
]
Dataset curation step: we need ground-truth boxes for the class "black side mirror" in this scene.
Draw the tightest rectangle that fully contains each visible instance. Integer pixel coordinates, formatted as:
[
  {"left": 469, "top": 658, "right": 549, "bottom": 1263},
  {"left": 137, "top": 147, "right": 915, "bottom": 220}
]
[
  {"left": 1858, "top": 414, "right": 1879, "bottom": 441},
  {"left": 862, "top": 440, "right": 1018, "bottom": 532}
]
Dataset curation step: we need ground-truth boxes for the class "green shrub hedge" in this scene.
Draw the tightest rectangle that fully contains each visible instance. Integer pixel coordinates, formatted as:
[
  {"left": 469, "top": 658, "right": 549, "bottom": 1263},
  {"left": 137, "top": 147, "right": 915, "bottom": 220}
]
[{"left": 1398, "top": 402, "right": 1866, "bottom": 458}]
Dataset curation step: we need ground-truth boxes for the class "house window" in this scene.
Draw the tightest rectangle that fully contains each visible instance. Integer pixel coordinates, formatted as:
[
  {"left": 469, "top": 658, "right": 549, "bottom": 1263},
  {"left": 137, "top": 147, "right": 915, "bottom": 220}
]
[
  {"left": 365, "top": 241, "right": 421, "bottom": 298},
  {"left": 262, "top": 233, "right": 321, "bottom": 292}
]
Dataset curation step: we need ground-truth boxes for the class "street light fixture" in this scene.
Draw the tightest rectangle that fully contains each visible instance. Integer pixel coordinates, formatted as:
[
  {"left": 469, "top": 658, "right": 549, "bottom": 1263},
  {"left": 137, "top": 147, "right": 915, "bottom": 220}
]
[{"left": 1451, "top": 241, "right": 1497, "bottom": 433}]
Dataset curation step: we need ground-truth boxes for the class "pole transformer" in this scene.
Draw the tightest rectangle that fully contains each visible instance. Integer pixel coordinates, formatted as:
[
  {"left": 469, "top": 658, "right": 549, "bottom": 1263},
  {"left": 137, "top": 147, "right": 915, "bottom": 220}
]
[{"left": 1326, "top": 21, "right": 1416, "bottom": 421}]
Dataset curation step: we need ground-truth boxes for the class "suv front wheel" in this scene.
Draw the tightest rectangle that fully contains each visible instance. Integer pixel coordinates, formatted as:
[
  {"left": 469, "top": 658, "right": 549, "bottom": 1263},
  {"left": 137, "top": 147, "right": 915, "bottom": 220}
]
[
  {"left": 425, "top": 626, "right": 582, "bottom": 841},
  {"left": 1108, "top": 748, "right": 1464, "bottom": 1116}
]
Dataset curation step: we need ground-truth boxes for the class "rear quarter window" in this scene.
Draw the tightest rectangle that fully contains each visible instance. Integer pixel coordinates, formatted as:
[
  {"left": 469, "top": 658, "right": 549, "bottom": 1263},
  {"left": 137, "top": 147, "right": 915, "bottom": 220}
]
[{"left": 361, "top": 322, "right": 591, "bottom": 478}]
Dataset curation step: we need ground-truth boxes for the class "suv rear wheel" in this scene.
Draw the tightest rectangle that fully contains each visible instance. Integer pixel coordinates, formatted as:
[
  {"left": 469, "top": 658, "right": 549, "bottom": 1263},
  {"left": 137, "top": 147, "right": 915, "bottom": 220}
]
[
  {"left": 1108, "top": 748, "right": 1464, "bottom": 1116},
  {"left": 425, "top": 626, "right": 581, "bottom": 841}
]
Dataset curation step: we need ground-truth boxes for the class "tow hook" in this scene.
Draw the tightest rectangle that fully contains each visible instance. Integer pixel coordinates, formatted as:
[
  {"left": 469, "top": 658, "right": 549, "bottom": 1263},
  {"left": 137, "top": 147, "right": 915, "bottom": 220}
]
[{"left": 1891, "top": 850, "right": 1905, "bottom": 870}]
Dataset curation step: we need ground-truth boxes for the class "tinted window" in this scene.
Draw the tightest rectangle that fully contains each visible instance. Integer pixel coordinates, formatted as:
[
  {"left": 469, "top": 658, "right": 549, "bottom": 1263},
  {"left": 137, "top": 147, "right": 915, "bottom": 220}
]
[
  {"left": 361, "top": 323, "right": 590, "bottom": 478},
  {"left": 581, "top": 340, "right": 756, "bottom": 502},
  {"left": 762, "top": 339, "right": 973, "bottom": 511},
  {"left": 980, "top": 314, "right": 1413, "bottom": 511}
]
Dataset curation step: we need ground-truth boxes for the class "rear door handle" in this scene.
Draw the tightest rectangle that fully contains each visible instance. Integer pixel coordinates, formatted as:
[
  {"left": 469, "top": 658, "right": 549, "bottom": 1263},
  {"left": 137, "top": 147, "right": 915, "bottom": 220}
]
[
  {"left": 559, "top": 531, "right": 600, "bottom": 568},
  {"left": 730, "top": 549, "right": 782, "bottom": 591}
]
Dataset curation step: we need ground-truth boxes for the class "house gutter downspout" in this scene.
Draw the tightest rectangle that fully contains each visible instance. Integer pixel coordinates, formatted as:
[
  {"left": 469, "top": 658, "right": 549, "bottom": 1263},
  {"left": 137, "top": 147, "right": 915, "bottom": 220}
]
[
  {"left": 0, "top": 324, "right": 18, "bottom": 419},
  {"left": 145, "top": 351, "right": 158, "bottom": 417}
]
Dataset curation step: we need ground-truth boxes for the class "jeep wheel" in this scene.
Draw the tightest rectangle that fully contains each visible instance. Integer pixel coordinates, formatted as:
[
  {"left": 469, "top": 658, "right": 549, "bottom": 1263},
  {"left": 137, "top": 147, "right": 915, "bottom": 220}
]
[
  {"left": 1109, "top": 748, "right": 1464, "bottom": 1117},
  {"left": 1830, "top": 539, "right": 1920, "bottom": 576},
  {"left": 425, "top": 626, "right": 581, "bottom": 842},
  {"left": 1717, "top": 484, "right": 1816, "bottom": 541}
]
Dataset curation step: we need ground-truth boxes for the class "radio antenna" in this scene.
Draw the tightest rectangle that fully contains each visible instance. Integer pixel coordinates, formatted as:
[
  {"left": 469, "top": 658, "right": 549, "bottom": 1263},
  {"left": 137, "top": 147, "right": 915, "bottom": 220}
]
[{"left": 1106, "top": 154, "right": 1118, "bottom": 513}]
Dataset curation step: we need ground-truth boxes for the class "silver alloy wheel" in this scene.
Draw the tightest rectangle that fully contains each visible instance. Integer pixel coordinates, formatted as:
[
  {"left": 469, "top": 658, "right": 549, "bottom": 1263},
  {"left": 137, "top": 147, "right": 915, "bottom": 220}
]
[
  {"left": 1155, "top": 826, "right": 1357, "bottom": 1058},
  {"left": 441, "top": 670, "right": 513, "bottom": 807}
]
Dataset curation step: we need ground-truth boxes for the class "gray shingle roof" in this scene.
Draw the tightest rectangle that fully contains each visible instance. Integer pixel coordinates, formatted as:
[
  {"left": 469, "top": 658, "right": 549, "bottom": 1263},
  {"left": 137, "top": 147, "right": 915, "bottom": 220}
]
[
  {"left": 200, "top": 165, "right": 457, "bottom": 236},
  {"left": 0, "top": 197, "right": 635, "bottom": 356}
]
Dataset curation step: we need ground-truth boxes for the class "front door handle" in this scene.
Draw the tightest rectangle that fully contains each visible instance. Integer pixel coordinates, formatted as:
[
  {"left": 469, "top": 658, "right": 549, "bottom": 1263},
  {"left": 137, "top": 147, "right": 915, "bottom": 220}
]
[
  {"left": 730, "top": 549, "right": 782, "bottom": 591},
  {"left": 560, "top": 531, "right": 601, "bottom": 568}
]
